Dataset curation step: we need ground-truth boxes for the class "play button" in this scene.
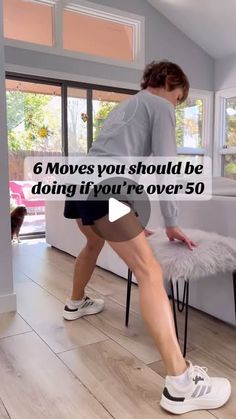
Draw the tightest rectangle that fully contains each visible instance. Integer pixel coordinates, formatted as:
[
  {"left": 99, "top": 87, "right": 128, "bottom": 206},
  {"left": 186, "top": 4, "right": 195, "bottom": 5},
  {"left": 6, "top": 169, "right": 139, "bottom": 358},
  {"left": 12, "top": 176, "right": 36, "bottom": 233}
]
[
  {"left": 86, "top": 176, "right": 151, "bottom": 242},
  {"left": 108, "top": 198, "right": 131, "bottom": 222}
]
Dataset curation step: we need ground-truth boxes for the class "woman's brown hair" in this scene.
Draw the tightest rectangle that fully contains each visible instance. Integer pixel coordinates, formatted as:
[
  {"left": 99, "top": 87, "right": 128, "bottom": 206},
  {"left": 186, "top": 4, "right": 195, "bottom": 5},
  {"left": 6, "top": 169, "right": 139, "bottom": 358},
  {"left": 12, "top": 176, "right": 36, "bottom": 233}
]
[{"left": 140, "top": 60, "right": 189, "bottom": 103}]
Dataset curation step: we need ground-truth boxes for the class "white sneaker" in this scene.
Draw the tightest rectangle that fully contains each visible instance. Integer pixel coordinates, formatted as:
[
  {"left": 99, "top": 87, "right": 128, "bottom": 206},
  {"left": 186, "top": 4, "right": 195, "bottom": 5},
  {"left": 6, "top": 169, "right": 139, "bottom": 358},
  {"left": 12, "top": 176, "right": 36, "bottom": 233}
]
[
  {"left": 63, "top": 296, "right": 105, "bottom": 321},
  {"left": 160, "top": 361, "right": 231, "bottom": 415}
]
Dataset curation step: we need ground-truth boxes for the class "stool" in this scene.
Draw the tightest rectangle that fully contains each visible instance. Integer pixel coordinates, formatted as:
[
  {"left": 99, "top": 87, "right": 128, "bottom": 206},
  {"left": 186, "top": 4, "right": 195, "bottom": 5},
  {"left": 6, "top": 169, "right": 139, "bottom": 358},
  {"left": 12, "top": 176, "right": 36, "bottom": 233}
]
[{"left": 125, "top": 228, "right": 236, "bottom": 357}]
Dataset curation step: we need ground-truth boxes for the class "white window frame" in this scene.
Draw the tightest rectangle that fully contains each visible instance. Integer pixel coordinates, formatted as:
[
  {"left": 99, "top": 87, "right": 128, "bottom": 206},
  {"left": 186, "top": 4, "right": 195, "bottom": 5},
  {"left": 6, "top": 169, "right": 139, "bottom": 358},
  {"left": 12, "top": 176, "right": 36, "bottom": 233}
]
[
  {"left": 3, "top": 0, "right": 145, "bottom": 70},
  {"left": 176, "top": 89, "right": 213, "bottom": 161},
  {"left": 214, "top": 87, "right": 236, "bottom": 176}
]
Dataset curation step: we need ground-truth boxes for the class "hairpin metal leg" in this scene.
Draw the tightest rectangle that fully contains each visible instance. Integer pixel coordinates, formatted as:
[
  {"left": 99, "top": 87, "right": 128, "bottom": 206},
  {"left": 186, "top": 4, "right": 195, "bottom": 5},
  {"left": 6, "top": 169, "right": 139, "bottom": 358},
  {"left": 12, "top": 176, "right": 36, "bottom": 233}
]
[
  {"left": 183, "top": 279, "right": 189, "bottom": 358},
  {"left": 125, "top": 268, "right": 132, "bottom": 327},
  {"left": 170, "top": 278, "right": 179, "bottom": 341},
  {"left": 170, "top": 278, "right": 190, "bottom": 357},
  {"left": 233, "top": 271, "right": 236, "bottom": 322},
  {"left": 176, "top": 280, "right": 188, "bottom": 313}
]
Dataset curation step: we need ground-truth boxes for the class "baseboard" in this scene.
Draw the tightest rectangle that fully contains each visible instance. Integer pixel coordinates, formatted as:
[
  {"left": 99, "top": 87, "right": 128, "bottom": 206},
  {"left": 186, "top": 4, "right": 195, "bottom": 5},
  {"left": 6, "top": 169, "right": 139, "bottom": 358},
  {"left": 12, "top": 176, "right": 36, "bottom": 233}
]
[{"left": 0, "top": 293, "right": 17, "bottom": 313}]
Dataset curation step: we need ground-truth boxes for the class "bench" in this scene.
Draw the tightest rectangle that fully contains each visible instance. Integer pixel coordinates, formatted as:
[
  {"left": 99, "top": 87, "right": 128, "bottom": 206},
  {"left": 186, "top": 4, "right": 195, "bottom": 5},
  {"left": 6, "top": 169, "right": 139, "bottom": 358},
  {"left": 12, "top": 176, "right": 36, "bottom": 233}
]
[{"left": 125, "top": 228, "right": 236, "bottom": 357}]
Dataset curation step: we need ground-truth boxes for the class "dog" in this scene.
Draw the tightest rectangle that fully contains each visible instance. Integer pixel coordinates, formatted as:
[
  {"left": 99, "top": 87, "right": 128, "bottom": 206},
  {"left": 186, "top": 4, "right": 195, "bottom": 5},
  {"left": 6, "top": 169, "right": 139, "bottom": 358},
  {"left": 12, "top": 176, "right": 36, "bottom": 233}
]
[{"left": 11, "top": 205, "right": 27, "bottom": 242}]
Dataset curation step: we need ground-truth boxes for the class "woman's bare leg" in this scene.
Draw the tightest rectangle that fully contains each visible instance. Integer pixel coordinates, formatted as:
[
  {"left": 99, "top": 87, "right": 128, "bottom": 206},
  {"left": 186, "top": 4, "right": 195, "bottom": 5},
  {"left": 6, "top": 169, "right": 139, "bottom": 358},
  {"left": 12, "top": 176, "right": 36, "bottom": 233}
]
[
  {"left": 94, "top": 212, "right": 187, "bottom": 376},
  {"left": 71, "top": 219, "right": 105, "bottom": 300}
]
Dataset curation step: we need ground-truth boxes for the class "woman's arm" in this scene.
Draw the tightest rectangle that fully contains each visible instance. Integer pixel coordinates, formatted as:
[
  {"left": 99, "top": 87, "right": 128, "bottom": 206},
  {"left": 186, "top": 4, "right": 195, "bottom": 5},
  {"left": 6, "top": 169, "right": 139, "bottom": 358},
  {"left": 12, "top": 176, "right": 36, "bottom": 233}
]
[
  {"left": 151, "top": 101, "right": 197, "bottom": 250},
  {"left": 151, "top": 100, "right": 179, "bottom": 227}
]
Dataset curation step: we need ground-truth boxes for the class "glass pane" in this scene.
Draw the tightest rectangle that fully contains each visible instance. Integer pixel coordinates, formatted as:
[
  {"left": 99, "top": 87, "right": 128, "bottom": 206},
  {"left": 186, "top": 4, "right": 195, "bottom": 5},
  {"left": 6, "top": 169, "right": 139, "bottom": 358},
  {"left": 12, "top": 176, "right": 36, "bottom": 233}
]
[
  {"left": 223, "top": 155, "right": 236, "bottom": 180},
  {"left": 67, "top": 88, "right": 88, "bottom": 155},
  {"left": 3, "top": 0, "right": 53, "bottom": 46},
  {"left": 92, "top": 91, "right": 133, "bottom": 141},
  {"left": 6, "top": 79, "right": 62, "bottom": 235},
  {"left": 225, "top": 97, "right": 236, "bottom": 147},
  {"left": 176, "top": 98, "right": 203, "bottom": 148},
  {"left": 63, "top": 10, "right": 133, "bottom": 61}
]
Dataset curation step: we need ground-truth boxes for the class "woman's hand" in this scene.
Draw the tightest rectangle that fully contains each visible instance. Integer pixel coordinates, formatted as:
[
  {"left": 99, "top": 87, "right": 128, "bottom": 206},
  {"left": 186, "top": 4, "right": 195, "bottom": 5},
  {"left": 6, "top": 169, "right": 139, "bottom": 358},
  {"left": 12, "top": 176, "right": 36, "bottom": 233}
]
[{"left": 166, "top": 226, "right": 198, "bottom": 251}]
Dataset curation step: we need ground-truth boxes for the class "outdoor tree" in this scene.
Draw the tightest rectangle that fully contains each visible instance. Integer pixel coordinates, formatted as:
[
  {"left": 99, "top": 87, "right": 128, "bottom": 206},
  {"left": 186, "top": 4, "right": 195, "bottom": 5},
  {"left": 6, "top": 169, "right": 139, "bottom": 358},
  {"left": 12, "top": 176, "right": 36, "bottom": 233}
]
[
  {"left": 67, "top": 97, "right": 87, "bottom": 154},
  {"left": 93, "top": 101, "right": 118, "bottom": 140},
  {"left": 6, "top": 90, "right": 59, "bottom": 151},
  {"left": 176, "top": 98, "right": 203, "bottom": 148},
  {"left": 224, "top": 98, "right": 236, "bottom": 179}
]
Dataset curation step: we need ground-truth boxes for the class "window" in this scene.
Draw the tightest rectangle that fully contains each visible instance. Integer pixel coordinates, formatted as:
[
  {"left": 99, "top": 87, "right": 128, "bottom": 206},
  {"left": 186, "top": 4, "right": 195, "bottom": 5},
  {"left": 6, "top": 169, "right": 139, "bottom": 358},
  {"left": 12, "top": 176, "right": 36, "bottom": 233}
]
[
  {"left": 223, "top": 97, "right": 236, "bottom": 179},
  {"left": 63, "top": 9, "right": 134, "bottom": 62},
  {"left": 223, "top": 154, "right": 236, "bottom": 179},
  {"left": 3, "top": 0, "right": 144, "bottom": 69},
  {"left": 176, "top": 92, "right": 212, "bottom": 165},
  {"left": 225, "top": 97, "right": 236, "bottom": 148},
  {"left": 3, "top": 0, "right": 54, "bottom": 46},
  {"left": 215, "top": 89, "right": 236, "bottom": 180}
]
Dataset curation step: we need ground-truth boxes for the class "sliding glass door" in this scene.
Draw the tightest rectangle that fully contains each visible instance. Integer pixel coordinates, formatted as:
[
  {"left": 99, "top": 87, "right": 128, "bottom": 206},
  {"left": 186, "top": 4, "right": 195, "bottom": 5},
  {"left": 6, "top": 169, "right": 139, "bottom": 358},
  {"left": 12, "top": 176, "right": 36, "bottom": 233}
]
[
  {"left": 6, "top": 76, "right": 136, "bottom": 237},
  {"left": 6, "top": 79, "right": 62, "bottom": 235}
]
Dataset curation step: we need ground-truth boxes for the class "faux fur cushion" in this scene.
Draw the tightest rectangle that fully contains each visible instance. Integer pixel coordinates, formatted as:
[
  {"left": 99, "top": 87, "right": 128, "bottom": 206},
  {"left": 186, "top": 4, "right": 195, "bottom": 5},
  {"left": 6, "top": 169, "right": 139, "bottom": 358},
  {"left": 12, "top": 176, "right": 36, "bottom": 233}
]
[{"left": 148, "top": 228, "right": 236, "bottom": 281}]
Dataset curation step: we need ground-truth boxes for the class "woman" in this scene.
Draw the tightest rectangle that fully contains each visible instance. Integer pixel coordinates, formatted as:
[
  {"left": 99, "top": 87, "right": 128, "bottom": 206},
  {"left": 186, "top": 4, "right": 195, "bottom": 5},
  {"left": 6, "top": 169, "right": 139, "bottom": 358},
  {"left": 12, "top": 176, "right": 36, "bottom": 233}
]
[{"left": 63, "top": 61, "right": 231, "bottom": 414}]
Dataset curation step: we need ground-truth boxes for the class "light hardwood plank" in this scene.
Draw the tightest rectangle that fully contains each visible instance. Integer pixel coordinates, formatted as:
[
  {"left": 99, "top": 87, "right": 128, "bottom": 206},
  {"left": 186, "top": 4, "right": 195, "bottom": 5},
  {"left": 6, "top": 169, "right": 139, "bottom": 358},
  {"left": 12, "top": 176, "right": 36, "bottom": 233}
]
[
  {"left": 171, "top": 308, "right": 236, "bottom": 369},
  {"left": 12, "top": 269, "right": 31, "bottom": 285},
  {"left": 0, "top": 332, "right": 112, "bottom": 419},
  {"left": 14, "top": 254, "right": 73, "bottom": 302},
  {"left": 12, "top": 239, "right": 47, "bottom": 261},
  {"left": 13, "top": 242, "right": 133, "bottom": 304},
  {"left": 10, "top": 240, "right": 236, "bottom": 419},
  {"left": 148, "top": 359, "right": 169, "bottom": 378},
  {"left": 106, "top": 285, "right": 194, "bottom": 351},
  {"left": 85, "top": 296, "right": 161, "bottom": 364},
  {"left": 87, "top": 285, "right": 195, "bottom": 362},
  {"left": 14, "top": 246, "right": 113, "bottom": 303},
  {"left": 14, "top": 242, "right": 161, "bottom": 362},
  {"left": 15, "top": 280, "right": 107, "bottom": 353},
  {"left": 60, "top": 339, "right": 165, "bottom": 419},
  {"left": 12, "top": 241, "right": 74, "bottom": 276},
  {"left": 13, "top": 244, "right": 107, "bottom": 304},
  {"left": 107, "top": 280, "right": 140, "bottom": 313},
  {"left": 60, "top": 339, "right": 214, "bottom": 419},
  {"left": 45, "top": 246, "right": 75, "bottom": 274},
  {"left": 88, "top": 267, "right": 129, "bottom": 297},
  {"left": 0, "top": 312, "right": 31, "bottom": 339}
]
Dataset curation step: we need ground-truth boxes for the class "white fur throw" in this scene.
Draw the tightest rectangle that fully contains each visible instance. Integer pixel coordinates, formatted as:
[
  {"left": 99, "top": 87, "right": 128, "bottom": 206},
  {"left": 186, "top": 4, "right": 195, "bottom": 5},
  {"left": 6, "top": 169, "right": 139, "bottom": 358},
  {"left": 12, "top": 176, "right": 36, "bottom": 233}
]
[{"left": 148, "top": 228, "right": 236, "bottom": 281}]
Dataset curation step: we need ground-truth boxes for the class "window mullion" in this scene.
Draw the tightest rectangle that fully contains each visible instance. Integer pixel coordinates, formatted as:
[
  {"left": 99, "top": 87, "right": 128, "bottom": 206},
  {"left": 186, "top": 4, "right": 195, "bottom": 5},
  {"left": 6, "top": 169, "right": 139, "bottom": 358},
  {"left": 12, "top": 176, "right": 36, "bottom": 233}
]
[
  {"left": 62, "top": 83, "right": 68, "bottom": 156},
  {"left": 213, "top": 92, "right": 222, "bottom": 176},
  {"left": 221, "top": 98, "right": 227, "bottom": 149},
  {"left": 221, "top": 147, "right": 236, "bottom": 155},
  {"left": 54, "top": 0, "right": 63, "bottom": 50},
  {"left": 87, "top": 89, "right": 93, "bottom": 152},
  {"left": 177, "top": 147, "right": 206, "bottom": 155}
]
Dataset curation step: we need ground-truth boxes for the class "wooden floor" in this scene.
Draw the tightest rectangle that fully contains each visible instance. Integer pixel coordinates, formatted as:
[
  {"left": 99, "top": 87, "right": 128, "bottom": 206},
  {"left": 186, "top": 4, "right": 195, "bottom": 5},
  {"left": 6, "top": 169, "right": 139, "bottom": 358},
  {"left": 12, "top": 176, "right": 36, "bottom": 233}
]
[{"left": 0, "top": 239, "right": 236, "bottom": 419}]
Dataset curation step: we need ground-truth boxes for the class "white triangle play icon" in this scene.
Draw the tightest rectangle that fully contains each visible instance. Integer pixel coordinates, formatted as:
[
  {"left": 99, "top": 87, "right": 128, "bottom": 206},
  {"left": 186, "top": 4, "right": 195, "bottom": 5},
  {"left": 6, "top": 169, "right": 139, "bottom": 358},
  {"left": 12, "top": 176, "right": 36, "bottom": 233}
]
[{"left": 108, "top": 198, "right": 131, "bottom": 222}]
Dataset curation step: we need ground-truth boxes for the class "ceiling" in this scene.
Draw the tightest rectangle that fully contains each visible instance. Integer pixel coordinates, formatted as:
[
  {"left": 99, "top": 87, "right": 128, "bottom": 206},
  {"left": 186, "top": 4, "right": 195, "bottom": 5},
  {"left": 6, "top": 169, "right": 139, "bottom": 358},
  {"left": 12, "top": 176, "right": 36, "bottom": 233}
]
[{"left": 147, "top": 0, "right": 236, "bottom": 59}]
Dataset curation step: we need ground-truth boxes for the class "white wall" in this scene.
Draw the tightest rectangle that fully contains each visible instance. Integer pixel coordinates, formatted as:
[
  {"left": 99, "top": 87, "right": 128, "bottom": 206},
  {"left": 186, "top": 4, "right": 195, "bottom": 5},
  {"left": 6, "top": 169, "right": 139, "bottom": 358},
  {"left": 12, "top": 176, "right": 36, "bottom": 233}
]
[
  {"left": 0, "top": 1, "right": 16, "bottom": 313},
  {"left": 215, "top": 54, "right": 236, "bottom": 90},
  {"left": 4, "top": 0, "right": 214, "bottom": 91}
]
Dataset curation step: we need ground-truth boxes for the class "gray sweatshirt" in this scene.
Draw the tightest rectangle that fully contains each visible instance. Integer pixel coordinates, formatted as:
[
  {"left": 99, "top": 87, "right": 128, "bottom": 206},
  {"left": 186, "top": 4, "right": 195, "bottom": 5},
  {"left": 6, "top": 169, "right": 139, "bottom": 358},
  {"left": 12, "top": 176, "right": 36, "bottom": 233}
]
[{"left": 89, "top": 89, "right": 178, "bottom": 227}]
